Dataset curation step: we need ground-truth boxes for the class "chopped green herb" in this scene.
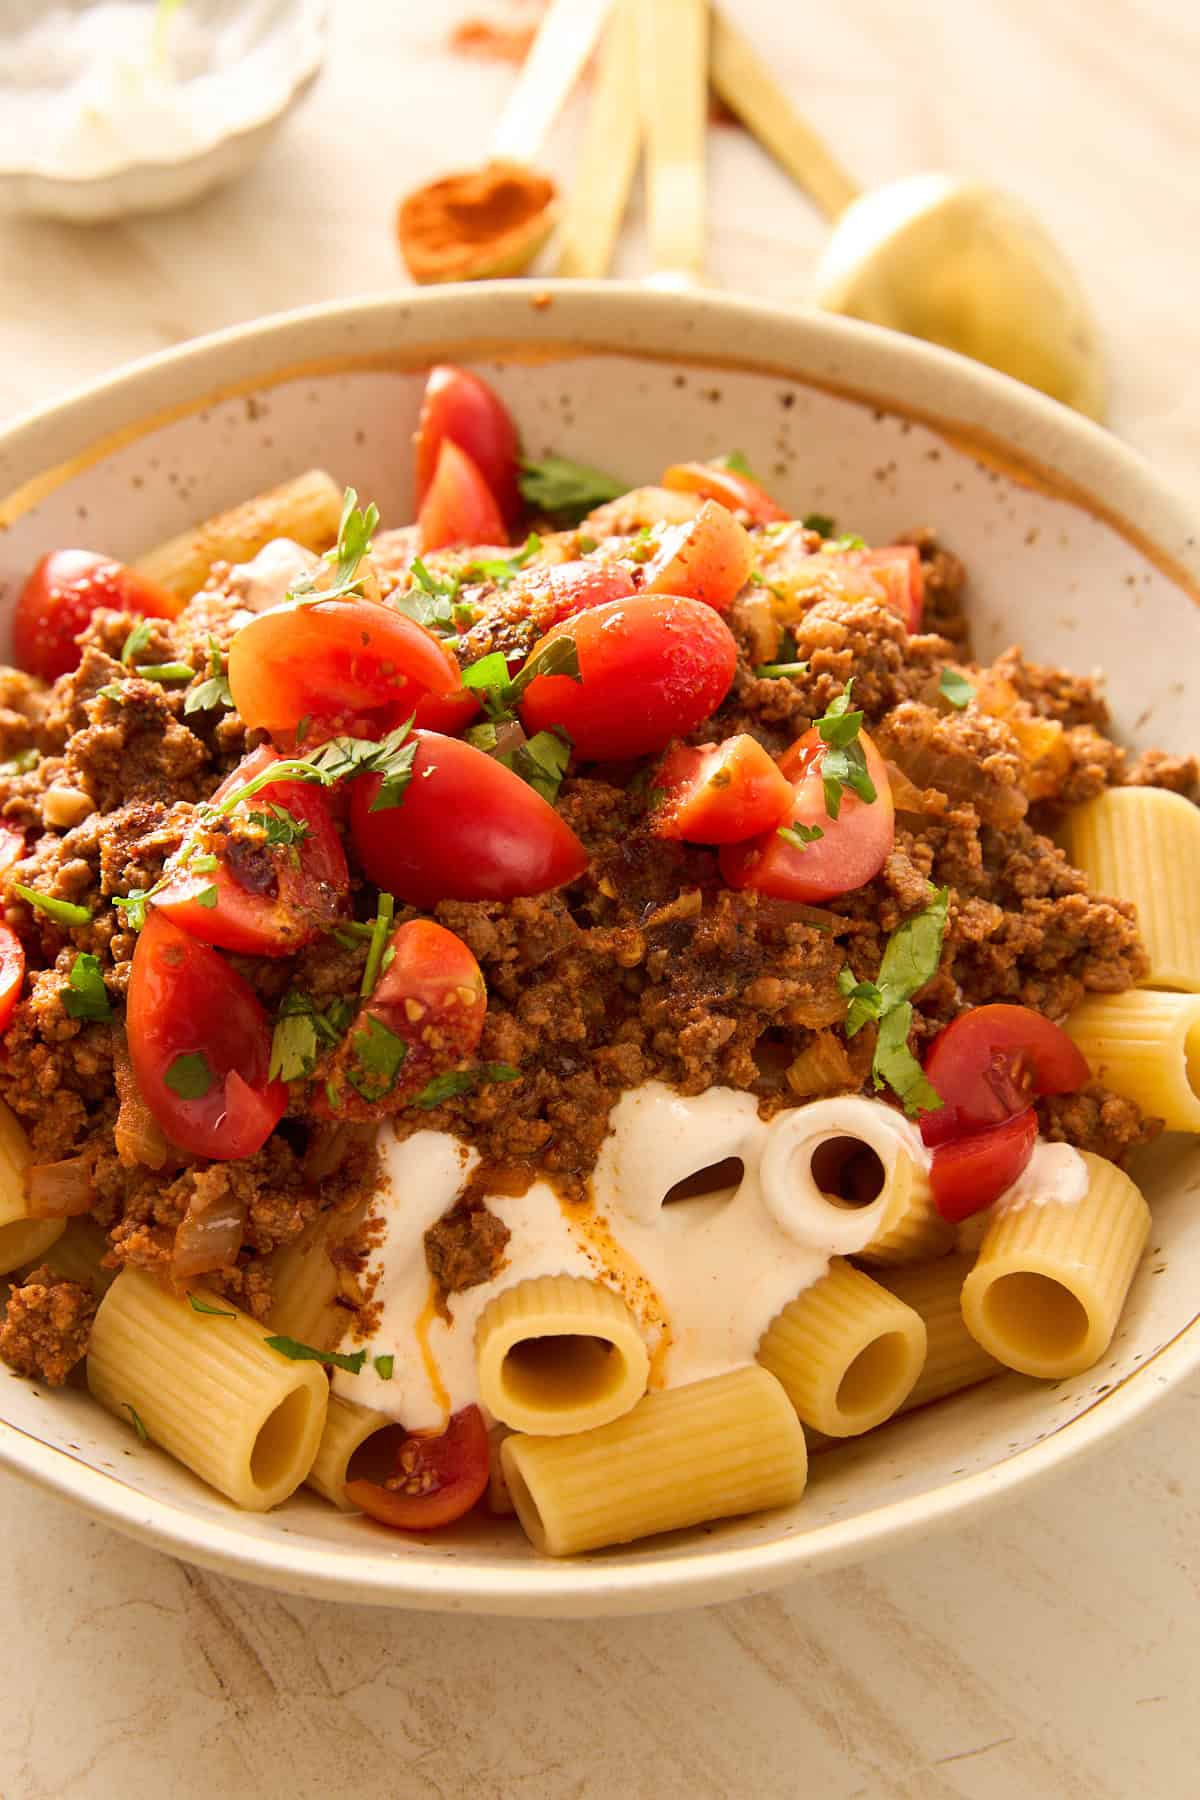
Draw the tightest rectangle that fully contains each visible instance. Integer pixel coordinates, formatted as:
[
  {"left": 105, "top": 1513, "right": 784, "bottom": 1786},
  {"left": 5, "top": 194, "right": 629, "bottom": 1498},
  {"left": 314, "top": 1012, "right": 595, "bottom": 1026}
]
[
  {"left": 754, "top": 660, "right": 810, "bottom": 680},
  {"left": 187, "top": 1294, "right": 237, "bottom": 1319},
  {"left": 938, "top": 667, "right": 975, "bottom": 710},
  {"left": 460, "top": 651, "right": 512, "bottom": 698},
  {"left": 576, "top": 534, "right": 598, "bottom": 554},
  {"left": 123, "top": 1402, "right": 148, "bottom": 1442},
  {"left": 14, "top": 885, "right": 92, "bottom": 928},
  {"left": 62, "top": 952, "right": 112, "bottom": 1021},
  {"left": 518, "top": 455, "right": 626, "bottom": 524},
  {"left": 97, "top": 683, "right": 126, "bottom": 702},
  {"left": 265, "top": 1334, "right": 368, "bottom": 1375},
  {"left": 814, "top": 681, "right": 876, "bottom": 820},
  {"left": 462, "top": 533, "right": 542, "bottom": 587},
  {"left": 295, "top": 714, "right": 313, "bottom": 747},
  {"left": 112, "top": 889, "right": 150, "bottom": 932},
  {"left": 331, "top": 920, "right": 377, "bottom": 943},
  {"left": 164, "top": 1051, "right": 213, "bottom": 1099},
  {"left": 507, "top": 728, "right": 572, "bottom": 805},
  {"left": 802, "top": 512, "right": 836, "bottom": 537},
  {"left": 184, "top": 639, "right": 234, "bottom": 715},
  {"left": 289, "top": 487, "right": 379, "bottom": 606},
  {"left": 374, "top": 1354, "right": 394, "bottom": 1380},
  {"left": 190, "top": 854, "right": 218, "bottom": 874},
  {"left": 872, "top": 1002, "right": 944, "bottom": 1117},
  {"left": 324, "top": 1078, "right": 342, "bottom": 1112},
  {"left": 347, "top": 1014, "right": 407, "bottom": 1102},
  {"left": 134, "top": 662, "right": 195, "bottom": 683},
  {"left": 718, "top": 449, "right": 754, "bottom": 476},
  {"left": 245, "top": 804, "right": 310, "bottom": 850},
  {"left": 360, "top": 892, "right": 396, "bottom": 997},
  {"left": 505, "top": 634, "right": 580, "bottom": 706},
  {"left": 411, "top": 1062, "right": 521, "bottom": 1108},
  {"left": 120, "top": 618, "right": 153, "bottom": 666},
  {"left": 777, "top": 821, "right": 825, "bottom": 852},
  {"left": 838, "top": 886, "right": 949, "bottom": 1116},
  {"left": 194, "top": 885, "right": 218, "bottom": 910},
  {"left": 269, "top": 999, "right": 320, "bottom": 1083},
  {"left": 0, "top": 747, "right": 40, "bottom": 776},
  {"left": 825, "top": 534, "right": 866, "bottom": 552}
]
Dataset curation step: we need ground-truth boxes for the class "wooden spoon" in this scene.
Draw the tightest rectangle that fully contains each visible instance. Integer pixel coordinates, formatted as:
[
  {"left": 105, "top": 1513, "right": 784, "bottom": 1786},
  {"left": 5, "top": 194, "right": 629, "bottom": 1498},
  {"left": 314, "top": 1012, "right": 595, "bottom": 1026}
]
[
  {"left": 709, "top": 8, "right": 1108, "bottom": 420},
  {"left": 396, "top": 0, "right": 612, "bottom": 285}
]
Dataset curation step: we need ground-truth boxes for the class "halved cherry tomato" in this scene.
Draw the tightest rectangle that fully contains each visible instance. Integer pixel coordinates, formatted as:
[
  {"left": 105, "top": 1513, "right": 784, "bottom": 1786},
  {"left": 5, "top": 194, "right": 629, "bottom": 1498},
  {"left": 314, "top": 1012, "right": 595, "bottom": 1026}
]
[
  {"left": 0, "top": 826, "right": 25, "bottom": 878},
  {"left": 14, "top": 551, "right": 183, "bottom": 683},
  {"left": 0, "top": 924, "right": 25, "bottom": 1033},
  {"left": 414, "top": 365, "right": 521, "bottom": 525},
  {"left": 152, "top": 747, "right": 348, "bottom": 956},
  {"left": 828, "top": 545, "right": 924, "bottom": 632},
  {"left": 417, "top": 440, "right": 507, "bottom": 553},
  {"left": 518, "top": 595, "right": 738, "bottom": 761},
  {"left": 410, "top": 687, "right": 483, "bottom": 734},
  {"left": 350, "top": 730, "right": 588, "bottom": 908},
  {"left": 126, "top": 911, "right": 286, "bottom": 1160},
  {"left": 319, "top": 918, "right": 487, "bottom": 1121},
  {"left": 920, "top": 1004, "right": 1090, "bottom": 1148},
  {"left": 652, "top": 735, "right": 792, "bottom": 844},
  {"left": 662, "top": 461, "right": 788, "bottom": 525},
  {"left": 228, "top": 594, "right": 461, "bottom": 747},
  {"left": 930, "top": 1107, "right": 1038, "bottom": 1222},
  {"left": 640, "top": 501, "right": 754, "bottom": 613},
  {"left": 510, "top": 559, "right": 638, "bottom": 632},
  {"left": 719, "top": 727, "right": 894, "bottom": 901},
  {"left": 345, "top": 1403, "right": 490, "bottom": 1530}
]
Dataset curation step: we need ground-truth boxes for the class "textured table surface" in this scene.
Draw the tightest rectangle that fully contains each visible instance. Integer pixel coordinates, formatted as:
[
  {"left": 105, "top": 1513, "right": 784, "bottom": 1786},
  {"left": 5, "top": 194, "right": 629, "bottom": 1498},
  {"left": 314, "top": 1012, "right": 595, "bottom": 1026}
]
[{"left": 1, "top": 3, "right": 1198, "bottom": 1795}]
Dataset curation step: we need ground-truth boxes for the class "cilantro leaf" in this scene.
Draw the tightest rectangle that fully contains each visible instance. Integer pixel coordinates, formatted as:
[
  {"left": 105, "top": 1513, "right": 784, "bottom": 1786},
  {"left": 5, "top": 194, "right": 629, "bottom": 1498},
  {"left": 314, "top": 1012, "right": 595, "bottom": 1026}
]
[
  {"left": 120, "top": 618, "right": 153, "bottom": 666},
  {"left": 269, "top": 999, "right": 320, "bottom": 1083},
  {"left": 360, "top": 892, "right": 396, "bottom": 998},
  {"left": 460, "top": 652, "right": 512, "bottom": 698},
  {"left": 62, "top": 952, "right": 112, "bottom": 1021},
  {"left": 124, "top": 1402, "right": 148, "bottom": 1442},
  {"left": 347, "top": 1015, "right": 407, "bottom": 1102},
  {"left": 754, "top": 660, "right": 809, "bottom": 680},
  {"left": 872, "top": 1002, "right": 944, "bottom": 1118},
  {"left": 14, "top": 885, "right": 92, "bottom": 928},
  {"left": 164, "top": 1052, "right": 212, "bottom": 1099},
  {"left": 505, "top": 634, "right": 580, "bottom": 706},
  {"left": 518, "top": 455, "right": 626, "bottom": 524},
  {"left": 245, "top": 804, "right": 310, "bottom": 850},
  {"left": 802, "top": 513, "right": 835, "bottom": 537},
  {"left": 134, "top": 662, "right": 194, "bottom": 683},
  {"left": 411, "top": 1063, "right": 521, "bottom": 1109},
  {"left": 508, "top": 728, "right": 571, "bottom": 804},
  {"left": 185, "top": 638, "right": 233, "bottom": 715},
  {"left": 265, "top": 1334, "right": 368, "bottom": 1375},
  {"left": 777, "top": 821, "right": 824, "bottom": 852},
  {"left": 462, "top": 533, "right": 542, "bottom": 587},
  {"left": 939, "top": 668, "right": 975, "bottom": 710},
  {"left": 875, "top": 886, "right": 950, "bottom": 1003},
  {"left": 837, "top": 887, "right": 949, "bottom": 1113},
  {"left": 815, "top": 681, "right": 876, "bottom": 820},
  {"left": 188, "top": 1294, "right": 237, "bottom": 1318},
  {"left": 719, "top": 449, "right": 754, "bottom": 476},
  {"left": 374, "top": 1353, "right": 394, "bottom": 1380}
]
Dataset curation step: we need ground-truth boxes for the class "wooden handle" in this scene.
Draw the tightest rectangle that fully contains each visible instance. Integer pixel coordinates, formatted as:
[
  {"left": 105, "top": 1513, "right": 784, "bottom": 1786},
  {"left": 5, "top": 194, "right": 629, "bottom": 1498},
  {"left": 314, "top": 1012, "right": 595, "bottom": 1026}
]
[
  {"left": 637, "top": 0, "right": 708, "bottom": 282},
  {"left": 709, "top": 6, "right": 860, "bottom": 223},
  {"left": 490, "top": 0, "right": 614, "bottom": 167},
  {"left": 555, "top": 0, "right": 642, "bottom": 279}
]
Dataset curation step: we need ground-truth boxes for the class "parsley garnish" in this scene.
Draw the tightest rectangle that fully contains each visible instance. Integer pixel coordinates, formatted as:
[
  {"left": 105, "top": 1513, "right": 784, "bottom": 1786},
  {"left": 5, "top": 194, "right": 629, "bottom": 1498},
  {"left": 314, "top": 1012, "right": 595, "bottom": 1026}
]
[
  {"left": 123, "top": 1402, "right": 148, "bottom": 1442},
  {"left": 577, "top": 534, "right": 598, "bottom": 554},
  {"left": 120, "top": 618, "right": 153, "bottom": 665},
  {"left": 374, "top": 1354, "right": 394, "bottom": 1380},
  {"left": 777, "top": 821, "right": 825, "bottom": 852},
  {"left": 462, "top": 533, "right": 542, "bottom": 587},
  {"left": 462, "top": 635, "right": 581, "bottom": 722},
  {"left": 802, "top": 512, "right": 835, "bottom": 537},
  {"left": 939, "top": 668, "right": 975, "bottom": 710},
  {"left": 518, "top": 455, "right": 626, "bottom": 524},
  {"left": 393, "top": 558, "right": 460, "bottom": 634},
  {"left": 269, "top": 991, "right": 352, "bottom": 1082},
  {"left": 188, "top": 1294, "right": 236, "bottom": 1318},
  {"left": 509, "top": 729, "right": 572, "bottom": 804},
  {"left": 461, "top": 652, "right": 511, "bottom": 700},
  {"left": 411, "top": 1063, "right": 520, "bottom": 1109},
  {"left": 288, "top": 486, "right": 379, "bottom": 605},
  {"left": 825, "top": 534, "right": 866, "bottom": 552},
  {"left": 62, "top": 952, "right": 112, "bottom": 1021},
  {"left": 360, "top": 892, "right": 395, "bottom": 997},
  {"left": 245, "top": 804, "right": 310, "bottom": 851},
  {"left": 194, "top": 885, "right": 218, "bottom": 909},
  {"left": 815, "top": 681, "right": 877, "bottom": 820},
  {"left": 164, "top": 1052, "right": 213, "bottom": 1099},
  {"left": 754, "top": 660, "right": 809, "bottom": 680},
  {"left": 838, "top": 886, "right": 948, "bottom": 1116},
  {"left": 265, "top": 1335, "right": 368, "bottom": 1375},
  {"left": 14, "top": 886, "right": 92, "bottom": 928},
  {"left": 134, "top": 662, "right": 194, "bottom": 683},
  {"left": 347, "top": 1014, "right": 407, "bottom": 1102},
  {"left": 719, "top": 449, "right": 754, "bottom": 476},
  {"left": 184, "top": 637, "right": 233, "bottom": 715}
]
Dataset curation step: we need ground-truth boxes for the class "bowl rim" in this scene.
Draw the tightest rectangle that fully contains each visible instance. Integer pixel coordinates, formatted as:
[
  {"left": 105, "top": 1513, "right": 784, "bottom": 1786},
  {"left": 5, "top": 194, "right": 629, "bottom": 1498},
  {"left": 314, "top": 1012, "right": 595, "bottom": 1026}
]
[{"left": 0, "top": 281, "right": 1197, "bottom": 1613}]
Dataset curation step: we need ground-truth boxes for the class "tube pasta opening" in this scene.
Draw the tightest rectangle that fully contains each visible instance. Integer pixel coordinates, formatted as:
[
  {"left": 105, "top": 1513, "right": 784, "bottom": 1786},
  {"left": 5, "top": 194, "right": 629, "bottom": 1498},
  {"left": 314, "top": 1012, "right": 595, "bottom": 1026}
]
[
  {"left": 476, "top": 1276, "right": 649, "bottom": 1436},
  {"left": 961, "top": 1152, "right": 1150, "bottom": 1380},
  {"left": 877, "top": 1255, "right": 1002, "bottom": 1412},
  {"left": 1060, "top": 786, "right": 1200, "bottom": 991},
  {"left": 756, "top": 1258, "right": 927, "bottom": 1435},
  {"left": 305, "top": 1396, "right": 404, "bottom": 1510},
  {"left": 1065, "top": 989, "right": 1200, "bottom": 1133}
]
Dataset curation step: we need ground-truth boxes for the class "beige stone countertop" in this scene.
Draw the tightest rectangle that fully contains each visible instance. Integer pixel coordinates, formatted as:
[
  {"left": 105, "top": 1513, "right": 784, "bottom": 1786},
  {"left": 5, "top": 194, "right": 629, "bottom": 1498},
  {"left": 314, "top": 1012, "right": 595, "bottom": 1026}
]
[{"left": 0, "top": 2, "right": 1198, "bottom": 1795}]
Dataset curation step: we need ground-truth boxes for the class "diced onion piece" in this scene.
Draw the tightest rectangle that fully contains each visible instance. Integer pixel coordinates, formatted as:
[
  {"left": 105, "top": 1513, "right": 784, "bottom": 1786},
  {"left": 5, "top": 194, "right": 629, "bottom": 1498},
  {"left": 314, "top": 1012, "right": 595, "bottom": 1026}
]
[
  {"left": 27, "top": 1158, "right": 94, "bottom": 1218},
  {"left": 171, "top": 1195, "right": 246, "bottom": 1280}
]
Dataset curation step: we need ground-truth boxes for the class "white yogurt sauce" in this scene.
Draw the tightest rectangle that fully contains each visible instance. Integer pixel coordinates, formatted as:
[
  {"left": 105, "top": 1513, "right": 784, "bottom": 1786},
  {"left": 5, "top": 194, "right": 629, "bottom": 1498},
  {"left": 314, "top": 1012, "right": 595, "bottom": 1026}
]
[
  {"left": 226, "top": 538, "right": 318, "bottom": 618},
  {"left": 992, "top": 1140, "right": 1088, "bottom": 1216}
]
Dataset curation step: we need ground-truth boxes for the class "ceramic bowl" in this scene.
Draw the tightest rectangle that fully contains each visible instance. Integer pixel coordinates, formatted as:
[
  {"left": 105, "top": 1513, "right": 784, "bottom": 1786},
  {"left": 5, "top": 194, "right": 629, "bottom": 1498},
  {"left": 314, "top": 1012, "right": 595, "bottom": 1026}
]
[
  {"left": 0, "top": 1, "right": 325, "bottom": 222},
  {"left": 0, "top": 285, "right": 1197, "bottom": 1615}
]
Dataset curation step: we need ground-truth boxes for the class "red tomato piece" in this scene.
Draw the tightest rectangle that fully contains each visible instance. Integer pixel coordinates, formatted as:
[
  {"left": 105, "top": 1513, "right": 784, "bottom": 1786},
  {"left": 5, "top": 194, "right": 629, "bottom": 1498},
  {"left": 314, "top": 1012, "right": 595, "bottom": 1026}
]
[
  {"left": 345, "top": 1404, "right": 490, "bottom": 1530},
  {"left": 227, "top": 594, "right": 461, "bottom": 747},
  {"left": 512, "top": 559, "right": 638, "bottom": 629},
  {"left": 14, "top": 551, "right": 183, "bottom": 683},
  {"left": 0, "top": 826, "right": 25, "bottom": 878},
  {"left": 652, "top": 735, "right": 792, "bottom": 844},
  {"left": 417, "top": 439, "right": 507, "bottom": 553},
  {"left": 410, "top": 686, "right": 483, "bottom": 734},
  {"left": 414, "top": 365, "right": 521, "bottom": 525},
  {"left": 0, "top": 924, "right": 25, "bottom": 1033},
  {"left": 640, "top": 501, "right": 754, "bottom": 613},
  {"left": 920, "top": 1004, "right": 1091, "bottom": 1148},
  {"left": 518, "top": 594, "right": 738, "bottom": 761},
  {"left": 126, "top": 912, "right": 286, "bottom": 1161},
  {"left": 319, "top": 918, "right": 487, "bottom": 1121},
  {"left": 828, "top": 545, "right": 924, "bottom": 632},
  {"left": 350, "top": 730, "right": 587, "bottom": 908},
  {"left": 661, "top": 461, "right": 788, "bottom": 525},
  {"left": 152, "top": 746, "right": 349, "bottom": 956},
  {"left": 719, "top": 727, "right": 894, "bottom": 901},
  {"left": 930, "top": 1107, "right": 1039, "bottom": 1222}
]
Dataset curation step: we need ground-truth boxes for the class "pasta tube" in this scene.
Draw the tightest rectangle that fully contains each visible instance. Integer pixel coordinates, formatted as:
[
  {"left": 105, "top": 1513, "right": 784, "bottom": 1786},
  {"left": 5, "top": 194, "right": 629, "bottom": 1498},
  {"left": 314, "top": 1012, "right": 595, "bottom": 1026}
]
[
  {"left": 87, "top": 1269, "right": 328, "bottom": 1510},
  {"left": 0, "top": 1100, "right": 63, "bottom": 1276},
  {"left": 1061, "top": 787, "right": 1200, "bottom": 990},
  {"left": 476, "top": 1275, "right": 649, "bottom": 1436},
  {"left": 135, "top": 468, "right": 344, "bottom": 600},
  {"left": 756, "top": 1258, "right": 927, "bottom": 1436},
  {"left": 857, "top": 1151, "right": 954, "bottom": 1267},
  {"left": 267, "top": 1205, "right": 365, "bottom": 1351},
  {"left": 1065, "top": 989, "right": 1200, "bottom": 1132},
  {"left": 305, "top": 1396, "right": 400, "bottom": 1510},
  {"left": 32, "top": 1217, "right": 116, "bottom": 1296},
  {"left": 961, "top": 1152, "right": 1150, "bottom": 1379},
  {"left": 501, "top": 1366, "right": 807, "bottom": 1556},
  {"left": 876, "top": 1255, "right": 1002, "bottom": 1411}
]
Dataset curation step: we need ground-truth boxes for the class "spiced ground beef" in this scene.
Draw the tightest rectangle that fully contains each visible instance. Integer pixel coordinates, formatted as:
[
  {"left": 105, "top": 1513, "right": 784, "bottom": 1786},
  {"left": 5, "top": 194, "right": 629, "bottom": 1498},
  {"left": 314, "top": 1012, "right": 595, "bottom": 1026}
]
[
  {"left": 0, "top": 509, "right": 1176, "bottom": 1368},
  {"left": 0, "top": 1266, "right": 96, "bottom": 1386}
]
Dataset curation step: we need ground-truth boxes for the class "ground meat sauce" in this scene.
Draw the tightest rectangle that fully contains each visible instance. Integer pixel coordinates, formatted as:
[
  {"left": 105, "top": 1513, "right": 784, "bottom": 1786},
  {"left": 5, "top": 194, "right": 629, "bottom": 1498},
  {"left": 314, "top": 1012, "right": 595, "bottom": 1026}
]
[{"left": 0, "top": 497, "right": 1172, "bottom": 1383}]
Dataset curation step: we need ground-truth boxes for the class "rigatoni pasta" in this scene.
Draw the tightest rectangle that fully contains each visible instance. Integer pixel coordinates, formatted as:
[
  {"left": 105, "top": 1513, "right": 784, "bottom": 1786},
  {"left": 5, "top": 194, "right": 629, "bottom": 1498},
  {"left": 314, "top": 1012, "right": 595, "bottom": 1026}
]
[
  {"left": 475, "top": 1275, "right": 649, "bottom": 1435},
  {"left": 305, "top": 1396, "right": 401, "bottom": 1510},
  {"left": 876, "top": 1255, "right": 1002, "bottom": 1412},
  {"left": 1065, "top": 989, "right": 1200, "bottom": 1133},
  {"left": 1061, "top": 787, "right": 1200, "bottom": 991},
  {"left": 0, "top": 1099, "right": 63, "bottom": 1276},
  {"left": 134, "top": 467, "right": 344, "bottom": 600}
]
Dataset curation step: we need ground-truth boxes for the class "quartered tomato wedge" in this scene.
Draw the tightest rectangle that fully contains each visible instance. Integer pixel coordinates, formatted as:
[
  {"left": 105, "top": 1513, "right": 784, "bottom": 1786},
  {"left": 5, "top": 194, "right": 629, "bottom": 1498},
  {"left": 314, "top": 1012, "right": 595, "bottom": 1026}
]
[
  {"left": 0, "top": 925, "right": 25, "bottom": 1034},
  {"left": 827, "top": 545, "right": 924, "bottom": 632},
  {"left": 920, "top": 1004, "right": 1090, "bottom": 1148},
  {"left": 930, "top": 1107, "right": 1038, "bottom": 1223},
  {"left": 0, "top": 826, "right": 25, "bottom": 878},
  {"left": 126, "top": 912, "right": 286, "bottom": 1160},
  {"left": 345, "top": 1403, "right": 490, "bottom": 1530},
  {"left": 719, "top": 727, "right": 894, "bottom": 901},
  {"left": 152, "top": 746, "right": 349, "bottom": 956},
  {"left": 417, "top": 439, "right": 507, "bottom": 553},
  {"left": 319, "top": 919, "right": 487, "bottom": 1121},
  {"left": 414, "top": 365, "right": 521, "bottom": 525},
  {"left": 661, "top": 461, "right": 788, "bottom": 525},
  {"left": 14, "top": 551, "right": 183, "bottom": 682},
  {"left": 350, "top": 731, "right": 587, "bottom": 907},
  {"left": 651, "top": 735, "right": 792, "bottom": 844},
  {"left": 227, "top": 594, "right": 462, "bottom": 747},
  {"left": 518, "top": 594, "right": 738, "bottom": 761},
  {"left": 640, "top": 501, "right": 754, "bottom": 613}
]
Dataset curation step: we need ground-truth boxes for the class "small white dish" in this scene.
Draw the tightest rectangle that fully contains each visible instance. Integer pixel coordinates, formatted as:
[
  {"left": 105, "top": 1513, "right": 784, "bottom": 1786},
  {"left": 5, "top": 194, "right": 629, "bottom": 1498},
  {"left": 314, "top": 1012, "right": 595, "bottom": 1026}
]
[
  {"left": 0, "top": 285, "right": 1196, "bottom": 1614},
  {"left": 0, "top": 0, "right": 326, "bottom": 222}
]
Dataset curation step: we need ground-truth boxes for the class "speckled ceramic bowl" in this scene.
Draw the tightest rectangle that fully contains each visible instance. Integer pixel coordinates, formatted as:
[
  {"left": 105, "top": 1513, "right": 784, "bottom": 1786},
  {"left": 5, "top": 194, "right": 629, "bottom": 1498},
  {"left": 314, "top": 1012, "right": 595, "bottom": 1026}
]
[{"left": 0, "top": 286, "right": 1197, "bottom": 1615}]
